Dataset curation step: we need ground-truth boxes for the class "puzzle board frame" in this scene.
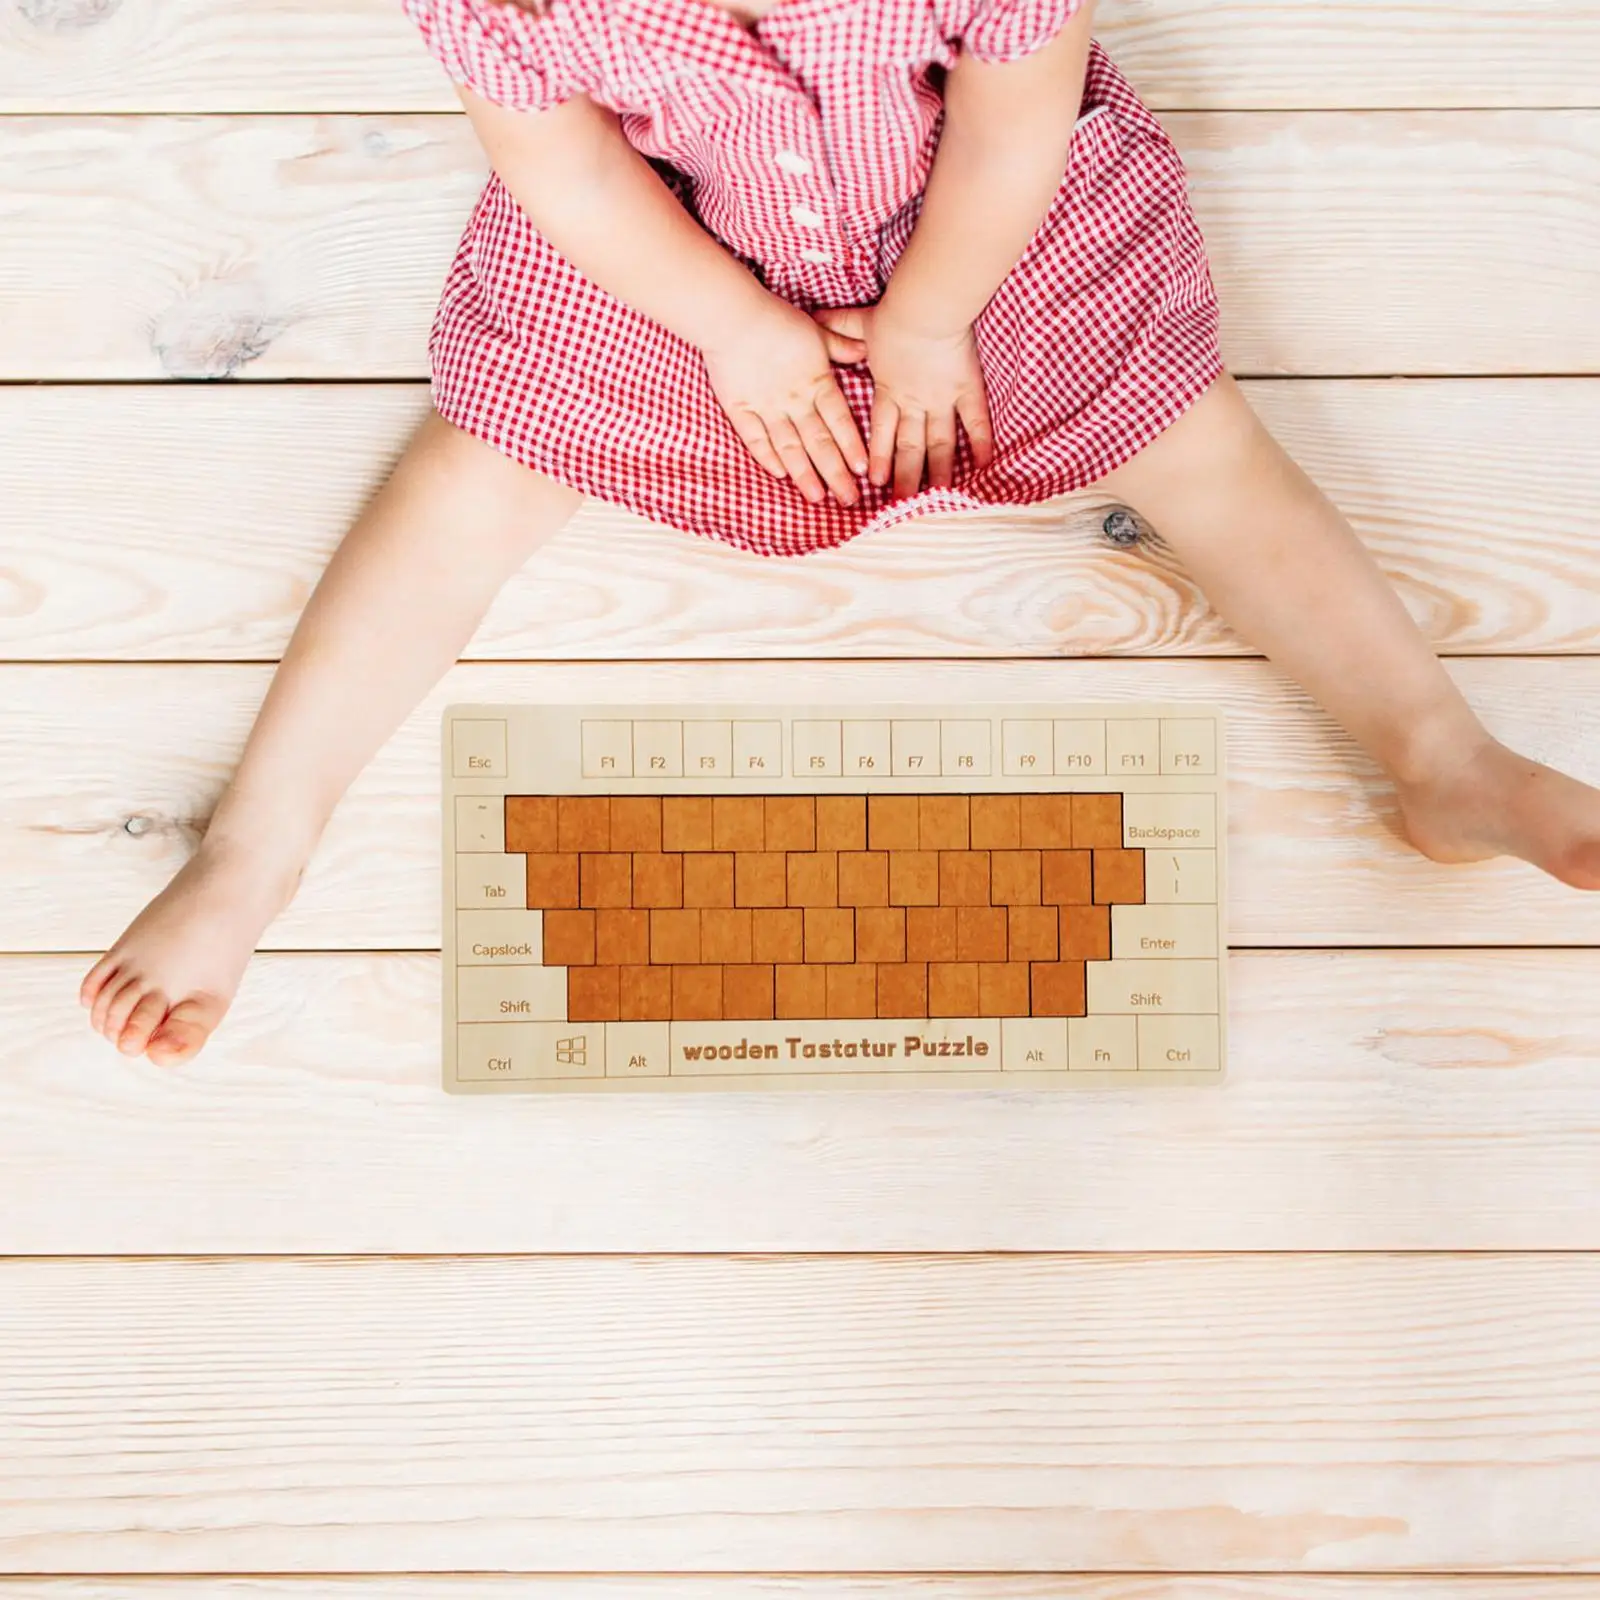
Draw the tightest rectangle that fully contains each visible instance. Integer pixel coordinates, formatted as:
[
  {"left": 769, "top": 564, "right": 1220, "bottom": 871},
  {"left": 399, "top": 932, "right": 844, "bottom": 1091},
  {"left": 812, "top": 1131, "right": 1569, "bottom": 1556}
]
[{"left": 443, "top": 702, "right": 1228, "bottom": 1092}]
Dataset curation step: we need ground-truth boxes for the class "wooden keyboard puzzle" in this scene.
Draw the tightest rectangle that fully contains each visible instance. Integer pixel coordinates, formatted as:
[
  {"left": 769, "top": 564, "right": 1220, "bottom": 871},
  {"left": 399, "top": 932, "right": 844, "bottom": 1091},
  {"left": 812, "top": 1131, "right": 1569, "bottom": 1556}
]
[{"left": 444, "top": 704, "right": 1227, "bottom": 1091}]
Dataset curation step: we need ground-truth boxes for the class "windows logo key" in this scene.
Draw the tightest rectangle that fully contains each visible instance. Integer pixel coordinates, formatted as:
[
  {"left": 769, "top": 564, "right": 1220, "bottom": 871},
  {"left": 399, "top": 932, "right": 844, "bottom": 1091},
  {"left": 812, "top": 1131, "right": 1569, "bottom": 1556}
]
[{"left": 554, "top": 1035, "right": 589, "bottom": 1069}]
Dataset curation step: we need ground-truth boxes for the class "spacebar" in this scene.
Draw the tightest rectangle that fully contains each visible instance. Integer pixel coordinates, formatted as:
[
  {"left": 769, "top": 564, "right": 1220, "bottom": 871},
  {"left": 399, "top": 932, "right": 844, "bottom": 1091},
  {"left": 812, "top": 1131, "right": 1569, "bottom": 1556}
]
[{"left": 668, "top": 1020, "right": 1003, "bottom": 1075}]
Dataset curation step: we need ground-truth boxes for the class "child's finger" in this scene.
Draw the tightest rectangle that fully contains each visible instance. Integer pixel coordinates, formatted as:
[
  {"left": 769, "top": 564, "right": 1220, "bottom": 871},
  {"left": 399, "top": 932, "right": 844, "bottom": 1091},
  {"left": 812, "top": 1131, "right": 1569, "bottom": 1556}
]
[
  {"left": 957, "top": 388, "right": 997, "bottom": 469},
  {"left": 893, "top": 409, "right": 927, "bottom": 500},
  {"left": 767, "top": 415, "right": 828, "bottom": 504},
  {"left": 814, "top": 306, "right": 869, "bottom": 343},
  {"left": 730, "top": 412, "right": 789, "bottom": 481},
  {"left": 796, "top": 408, "right": 860, "bottom": 506},
  {"left": 868, "top": 393, "right": 899, "bottom": 488},
  {"left": 819, "top": 328, "right": 869, "bottom": 366},
  {"left": 816, "top": 383, "right": 869, "bottom": 477},
  {"left": 926, "top": 410, "right": 958, "bottom": 490}
]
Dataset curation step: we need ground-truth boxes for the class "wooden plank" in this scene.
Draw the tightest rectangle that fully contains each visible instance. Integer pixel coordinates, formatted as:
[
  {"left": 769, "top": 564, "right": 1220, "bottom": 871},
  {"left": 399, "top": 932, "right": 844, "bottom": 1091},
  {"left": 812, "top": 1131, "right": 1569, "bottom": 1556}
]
[
  {"left": 0, "top": 386, "right": 433, "bottom": 663},
  {"left": 6, "top": 380, "right": 1600, "bottom": 662},
  {"left": 4, "top": 0, "right": 1599, "bottom": 112},
  {"left": 5, "top": 949, "right": 1599, "bottom": 1254},
  {"left": 1105, "top": 0, "right": 1600, "bottom": 112},
  {"left": 0, "top": 0, "right": 448, "bottom": 115},
  {"left": 1179, "top": 111, "right": 1600, "bottom": 376},
  {"left": 2, "top": 1254, "right": 1597, "bottom": 1571},
  {"left": 4, "top": 114, "right": 1599, "bottom": 380},
  {"left": 8, "top": 1583, "right": 1600, "bottom": 1599},
  {"left": 0, "top": 116, "right": 486, "bottom": 382},
  {"left": 4, "top": 660, "right": 1600, "bottom": 953}
]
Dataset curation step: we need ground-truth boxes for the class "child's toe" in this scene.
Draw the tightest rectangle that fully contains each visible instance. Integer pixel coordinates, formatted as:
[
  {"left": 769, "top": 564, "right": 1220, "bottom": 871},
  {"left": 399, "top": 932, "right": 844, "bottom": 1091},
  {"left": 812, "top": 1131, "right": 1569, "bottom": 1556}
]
[
  {"left": 101, "top": 975, "right": 150, "bottom": 1043},
  {"left": 118, "top": 990, "right": 171, "bottom": 1057},
  {"left": 91, "top": 972, "right": 138, "bottom": 1037},
  {"left": 147, "top": 997, "right": 223, "bottom": 1067},
  {"left": 80, "top": 955, "right": 121, "bottom": 1010}
]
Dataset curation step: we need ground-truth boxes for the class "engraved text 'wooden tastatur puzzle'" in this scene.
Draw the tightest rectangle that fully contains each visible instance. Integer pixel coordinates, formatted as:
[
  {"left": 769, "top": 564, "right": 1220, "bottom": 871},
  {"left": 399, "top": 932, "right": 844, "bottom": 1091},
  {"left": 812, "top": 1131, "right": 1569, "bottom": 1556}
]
[{"left": 444, "top": 704, "right": 1227, "bottom": 1091}]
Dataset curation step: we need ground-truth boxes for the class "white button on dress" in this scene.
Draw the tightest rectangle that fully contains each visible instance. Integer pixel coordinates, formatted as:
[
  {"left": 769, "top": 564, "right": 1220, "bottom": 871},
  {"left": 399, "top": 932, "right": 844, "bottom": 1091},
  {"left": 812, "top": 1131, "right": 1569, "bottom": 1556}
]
[
  {"left": 774, "top": 149, "right": 814, "bottom": 177},
  {"left": 799, "top": 246, "right": 834, "bottom": 265},
  {"left": 789, "top": 203, "right": 826, "bottom": 228}
]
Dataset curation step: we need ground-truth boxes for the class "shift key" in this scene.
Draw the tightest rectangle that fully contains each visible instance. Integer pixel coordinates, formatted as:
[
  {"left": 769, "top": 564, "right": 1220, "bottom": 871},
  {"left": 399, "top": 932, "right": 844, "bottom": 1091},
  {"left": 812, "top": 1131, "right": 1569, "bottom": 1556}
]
[
  {"left": 457, "top": 964, "right": 568, "bottom": 1023},
  {"left": 1086, "top": 959, "right": 1218, "bottom": 1015}
]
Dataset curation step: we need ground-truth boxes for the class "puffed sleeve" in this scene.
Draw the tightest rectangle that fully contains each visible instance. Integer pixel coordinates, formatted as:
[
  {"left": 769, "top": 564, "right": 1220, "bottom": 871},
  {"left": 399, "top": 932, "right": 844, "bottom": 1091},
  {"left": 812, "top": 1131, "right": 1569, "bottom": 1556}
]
[
  {"left": 960, "top": 0, "right": 1084, "bottom": 61},
  {"left": 402, "top": 0, "right": 583, "bottom": 111}
]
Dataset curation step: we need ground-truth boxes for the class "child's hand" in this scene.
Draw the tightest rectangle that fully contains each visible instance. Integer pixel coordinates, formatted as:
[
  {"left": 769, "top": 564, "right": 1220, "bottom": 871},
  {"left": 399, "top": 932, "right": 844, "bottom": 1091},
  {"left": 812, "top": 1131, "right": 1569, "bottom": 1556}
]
[
  {"left": 812, "top": 306, "right": 995, "bottom": 498},
  {"left": 700, "top": 298, "right": 870, "bottom": 506}
]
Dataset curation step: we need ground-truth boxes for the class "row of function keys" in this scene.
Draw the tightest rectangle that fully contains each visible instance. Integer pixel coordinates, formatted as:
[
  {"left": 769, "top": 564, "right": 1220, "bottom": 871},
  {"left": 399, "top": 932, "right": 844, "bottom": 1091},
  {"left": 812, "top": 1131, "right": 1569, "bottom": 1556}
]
[
  {"left": 456, "top": 790, "right": 1219, "bottom": 855},
  {"left": 581, "top": 717, "right": 1218, "bottom": 780},
  {"left": 456, "top": 1012, "right": 1222, "bottom": 1083},
  {"left": 450, "top": 717, "right": 1218, "bottom": 782}
]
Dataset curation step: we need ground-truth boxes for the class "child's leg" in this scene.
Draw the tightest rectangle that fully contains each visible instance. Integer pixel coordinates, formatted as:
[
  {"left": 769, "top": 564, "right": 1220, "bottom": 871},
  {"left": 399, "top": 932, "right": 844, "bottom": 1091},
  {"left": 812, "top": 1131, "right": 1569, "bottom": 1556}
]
[
  {"left": 1097, "top": 376, "right": 1600, "bottom": 888},
  {"left": 80, "top": 411, "right": 583, "bottom": 1063}
]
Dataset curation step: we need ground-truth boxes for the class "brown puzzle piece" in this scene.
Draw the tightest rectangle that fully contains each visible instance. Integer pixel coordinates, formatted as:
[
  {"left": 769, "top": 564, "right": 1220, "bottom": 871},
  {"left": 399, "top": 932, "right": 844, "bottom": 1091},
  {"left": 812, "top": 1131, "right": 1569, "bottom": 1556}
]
[{"left": 500, "top": 792, "right": 1135, "bottom": 1022}]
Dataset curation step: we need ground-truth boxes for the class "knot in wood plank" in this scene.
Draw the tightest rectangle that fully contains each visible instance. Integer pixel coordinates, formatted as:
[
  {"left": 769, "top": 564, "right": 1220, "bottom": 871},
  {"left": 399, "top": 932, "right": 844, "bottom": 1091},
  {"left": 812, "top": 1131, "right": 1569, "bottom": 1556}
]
[
  {"left": 117, "top": 811, "right": 203, "bottom": 847},
  {"left": 1102, "top": 508, "right": 1142, "bottom": 547},
  {"left": 1362, "top": 1025, "right": 1536, "bottom": 1070},
  {"left": 15, "top": 0, "right": 123, "bottom": 31},
  {"left": 150, "top": 280, "right": 289, "bottom": 380}
]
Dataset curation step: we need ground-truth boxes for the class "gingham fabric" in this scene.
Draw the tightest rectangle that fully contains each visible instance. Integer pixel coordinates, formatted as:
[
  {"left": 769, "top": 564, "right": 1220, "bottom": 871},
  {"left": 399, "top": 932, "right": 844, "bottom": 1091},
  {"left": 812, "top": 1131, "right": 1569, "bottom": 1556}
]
[{"left": 405, "top": 0, "right": 1224, "bottom": 557}]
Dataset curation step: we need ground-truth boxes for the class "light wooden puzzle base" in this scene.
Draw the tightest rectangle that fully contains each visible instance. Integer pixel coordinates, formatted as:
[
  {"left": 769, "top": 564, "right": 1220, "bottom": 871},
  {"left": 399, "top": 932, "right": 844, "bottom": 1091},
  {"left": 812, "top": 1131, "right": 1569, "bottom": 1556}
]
[{"left": 444, "top": 702, "right": 1227, "bottom": 1090}]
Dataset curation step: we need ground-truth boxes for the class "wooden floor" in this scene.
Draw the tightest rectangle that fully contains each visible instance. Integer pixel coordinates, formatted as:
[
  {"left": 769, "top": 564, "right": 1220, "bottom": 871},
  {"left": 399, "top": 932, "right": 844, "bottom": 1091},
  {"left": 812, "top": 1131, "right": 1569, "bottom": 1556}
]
[{"left": 4, "top": 0, "right": 1600, "bottom": 1589}]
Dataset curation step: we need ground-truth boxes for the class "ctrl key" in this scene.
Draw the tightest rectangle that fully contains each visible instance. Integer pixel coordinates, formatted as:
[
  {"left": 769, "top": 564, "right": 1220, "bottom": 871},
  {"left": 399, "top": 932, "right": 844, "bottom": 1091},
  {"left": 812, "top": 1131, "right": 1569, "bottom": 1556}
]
[
  {"left": 456, "top": 1022, "right": 604, "bottom": 1083},
  {"left": 1137, "top": 1014, "right": 1220, "bottom": 1073}
]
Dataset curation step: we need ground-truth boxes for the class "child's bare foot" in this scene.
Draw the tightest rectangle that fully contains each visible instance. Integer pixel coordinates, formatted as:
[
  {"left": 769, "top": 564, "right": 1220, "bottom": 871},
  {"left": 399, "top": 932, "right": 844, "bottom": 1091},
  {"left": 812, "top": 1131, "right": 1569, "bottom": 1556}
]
[
  {"left": 79, "top": 846, "right": 301, "bottom": 1066},
  {"left": 1397, "top": 736, "right": 1600, "bottom": 889}
]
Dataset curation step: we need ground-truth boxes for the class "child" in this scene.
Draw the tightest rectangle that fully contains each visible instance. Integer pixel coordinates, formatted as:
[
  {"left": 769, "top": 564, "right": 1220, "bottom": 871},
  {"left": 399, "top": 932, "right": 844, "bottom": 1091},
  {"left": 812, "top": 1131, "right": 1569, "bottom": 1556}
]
[{"left": 81, "top": 0, "right": 1600, "bottom": 1063}]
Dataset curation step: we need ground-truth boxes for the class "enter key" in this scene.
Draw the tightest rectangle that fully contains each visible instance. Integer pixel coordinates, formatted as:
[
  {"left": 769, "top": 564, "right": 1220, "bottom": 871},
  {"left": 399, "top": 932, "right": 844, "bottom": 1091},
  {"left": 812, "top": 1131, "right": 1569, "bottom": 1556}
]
[{"left": 1110, "top": 903, "right": 1218, "bottom": 961}]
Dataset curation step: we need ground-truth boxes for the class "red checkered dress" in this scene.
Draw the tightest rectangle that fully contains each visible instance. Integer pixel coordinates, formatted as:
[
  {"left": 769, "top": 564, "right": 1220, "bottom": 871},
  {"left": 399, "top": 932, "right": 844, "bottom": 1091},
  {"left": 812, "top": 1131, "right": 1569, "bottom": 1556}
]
[{"left": 405, "top": 0, "right": 1224, "bottom": 557}]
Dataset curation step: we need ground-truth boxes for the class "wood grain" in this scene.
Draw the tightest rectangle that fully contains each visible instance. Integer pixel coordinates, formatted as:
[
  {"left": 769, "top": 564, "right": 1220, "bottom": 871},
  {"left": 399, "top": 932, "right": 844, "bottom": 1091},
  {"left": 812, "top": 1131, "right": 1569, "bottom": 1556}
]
[
  {"left": 0, "top": 386, "right": 432, "bottom": 663},
  {"left": 0, "top": 0, "right": 446, "bottom": 115},
  {"left": 1178, "top": 111, "right": 1600, "bottom": 376},
  {"left": 1104, "top": 0, "right": 1600, "bottom": 111},
  {"left": 6, "top": 12, "right": 1598, "bottom": 1588},
  {"left": 8, "top": 1584, "right": 1600, "bottom": 1599},
  {"left": 6, "top": 381, "right": 1599, "bottom": 662},
  {"left": 6, "top": 949, "right": 1600, "bottom": 1254},
  {"left": 4, "top": 0, "right": 1599, "bottom": 112},
  {"left": 2, "top": 1254, "right": 1597, "bottom": 1571},
  {"left": 0, "top": 116, "right": 486, "bottom": 382},
  {"left": 5, "top": 114, "right": 1600, "bottom": 379},
  {"left": 5, "top": 660, "right": 1600, "bottom": 954}
]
